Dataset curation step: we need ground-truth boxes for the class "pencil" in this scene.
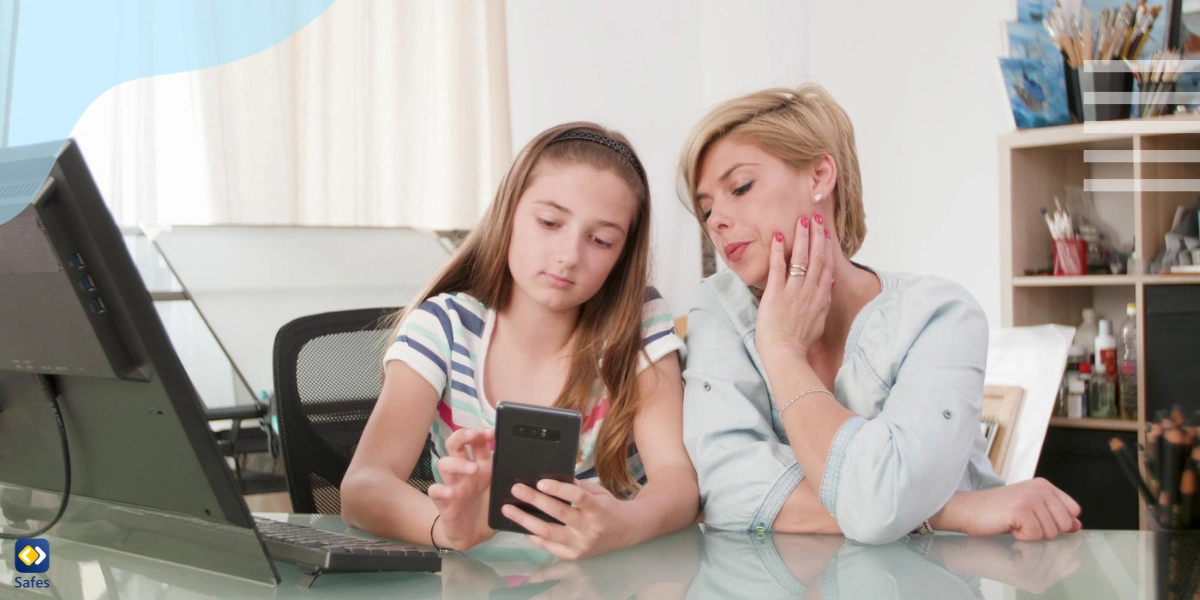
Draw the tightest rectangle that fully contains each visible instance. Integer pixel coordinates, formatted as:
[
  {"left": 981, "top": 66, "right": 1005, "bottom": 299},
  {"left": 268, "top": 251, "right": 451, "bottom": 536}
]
[
  {"left": 1111, "top": 438, "right": 1156, "bottom": 506},
  {"left": 1164, "top": 428, "right": 1185, "bottom": 528},
  {"left": 1191, "top": 447, "right": 1200, "bottom": 530},
  {"left": 1159, "top": 489, "right": 1170, "bottom": 527},
  {"left": 1147, "top": 422, "right": 1163, "bottom": 497},
  {"left": 1182, "top": 463, "right": 1196, "bottom": 529}
]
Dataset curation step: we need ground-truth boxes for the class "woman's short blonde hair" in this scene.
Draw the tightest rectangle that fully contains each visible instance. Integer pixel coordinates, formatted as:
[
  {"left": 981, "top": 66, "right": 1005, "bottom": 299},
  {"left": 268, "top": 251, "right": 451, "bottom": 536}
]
[{"left": 677, "top": 83, "right": 867, "bottom": 257}]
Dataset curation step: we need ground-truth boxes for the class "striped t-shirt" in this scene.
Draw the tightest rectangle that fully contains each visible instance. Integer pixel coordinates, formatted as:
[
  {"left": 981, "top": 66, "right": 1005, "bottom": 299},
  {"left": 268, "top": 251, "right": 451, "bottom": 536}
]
[{"left": 383, "top": 288, "right": 684, "bottom": 490}]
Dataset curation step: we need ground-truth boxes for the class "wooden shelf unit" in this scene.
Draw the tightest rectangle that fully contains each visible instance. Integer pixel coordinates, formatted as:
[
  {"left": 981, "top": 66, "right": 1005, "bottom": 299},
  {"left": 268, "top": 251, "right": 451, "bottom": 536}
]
[
  {"left": 999, "top": 115, "right": 1200, "bottom": 529},
  {"left": 1013, "top": 274, "right": 1200, "bottom": 287},
  {"left": 1047, "top": 416, "right": 1140, "bottom": 431}
]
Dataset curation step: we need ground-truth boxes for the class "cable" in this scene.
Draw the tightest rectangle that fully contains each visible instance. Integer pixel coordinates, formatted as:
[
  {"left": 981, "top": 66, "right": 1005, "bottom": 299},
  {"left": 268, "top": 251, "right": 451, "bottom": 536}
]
[{"left": 0, "top": 375, "right": 71, "bottom": 539}]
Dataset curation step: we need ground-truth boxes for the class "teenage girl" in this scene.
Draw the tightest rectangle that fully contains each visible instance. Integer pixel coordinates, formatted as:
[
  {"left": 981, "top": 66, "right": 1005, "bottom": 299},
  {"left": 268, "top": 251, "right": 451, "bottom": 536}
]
[{"left": 342, "top": 122, "right": 699, "bottom": 560}]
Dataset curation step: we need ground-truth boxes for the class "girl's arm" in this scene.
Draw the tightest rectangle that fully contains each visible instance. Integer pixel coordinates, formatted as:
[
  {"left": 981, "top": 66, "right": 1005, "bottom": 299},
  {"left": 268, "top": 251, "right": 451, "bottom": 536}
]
[
  {"left": 340, "top": 360, "right": 442, "bottom": 545},
  {"left": 622, "top": 351, "right": 700, "bottom": 544}
]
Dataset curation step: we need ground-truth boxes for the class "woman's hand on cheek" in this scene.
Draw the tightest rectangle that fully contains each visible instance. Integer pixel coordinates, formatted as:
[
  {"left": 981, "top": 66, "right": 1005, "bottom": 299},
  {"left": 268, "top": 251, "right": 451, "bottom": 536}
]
[
  {"left": 426, "top": 428, "right": 497, "bottom": 550},
  {"left": 755, "top": 213, "right": 836, "bottom": 360},
  {"left": 501, "top": 479, "right": 634, "bottom": 561}
]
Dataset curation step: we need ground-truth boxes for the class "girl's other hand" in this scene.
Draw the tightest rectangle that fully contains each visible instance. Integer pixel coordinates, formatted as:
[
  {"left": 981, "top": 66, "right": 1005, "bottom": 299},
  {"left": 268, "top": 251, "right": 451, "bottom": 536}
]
[{"left": 427, "top": 428, "right": 497, "bottom": 550}]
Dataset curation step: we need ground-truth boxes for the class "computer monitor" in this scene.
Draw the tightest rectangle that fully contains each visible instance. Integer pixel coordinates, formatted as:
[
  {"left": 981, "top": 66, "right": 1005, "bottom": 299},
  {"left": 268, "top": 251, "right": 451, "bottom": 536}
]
[{"left": 0, "top": 139, "right": 278, "bottom": 584}]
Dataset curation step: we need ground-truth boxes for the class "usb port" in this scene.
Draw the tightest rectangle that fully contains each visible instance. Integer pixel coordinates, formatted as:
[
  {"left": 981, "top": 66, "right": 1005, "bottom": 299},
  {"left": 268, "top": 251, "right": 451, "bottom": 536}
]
[
  {"left": 89, "top": 297, "right": 107, "bottom": 314},
  {"left": 68, "top": 252, "right": 86, "bottom": 269},
  {"left": 80, "top": 275, "right": 96, "bottom": 292}
]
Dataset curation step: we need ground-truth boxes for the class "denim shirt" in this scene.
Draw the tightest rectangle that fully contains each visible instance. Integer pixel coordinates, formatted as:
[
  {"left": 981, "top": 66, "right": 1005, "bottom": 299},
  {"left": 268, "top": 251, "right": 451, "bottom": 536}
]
[{"left": 682, "top": 268, "right": 1004, "bottom": 544}]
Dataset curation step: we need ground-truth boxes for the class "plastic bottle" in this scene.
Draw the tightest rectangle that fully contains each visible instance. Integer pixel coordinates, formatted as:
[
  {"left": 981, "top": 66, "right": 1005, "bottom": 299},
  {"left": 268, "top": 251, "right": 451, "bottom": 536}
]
[
  {"left": 1127, "top": 251, "right": 1141, "bottom": 276},
  {"left": 1069, "top": 362, "right": 1090, "bottom": 418},
  {"left": 1089, "top": 360, "right": 1118, "bottom": 418},
  {"left": 1070, "top": 374, "right": 1089, "bottom": 417},
  {"left": 1057, "top": 344, "right": 1086, "bottom": 418},
  {"left": 1074, "top": 308, "right": 1099, "bottom": 363},
  {"left": 1095, "top": 319, "right": 1117, "bottom": 380},
  {"left": 1119, "top": 303, "right": 1138, "bottom": 420},
  {"left": 1066, "top": 343, "right": 1086, "bottom": 372}
]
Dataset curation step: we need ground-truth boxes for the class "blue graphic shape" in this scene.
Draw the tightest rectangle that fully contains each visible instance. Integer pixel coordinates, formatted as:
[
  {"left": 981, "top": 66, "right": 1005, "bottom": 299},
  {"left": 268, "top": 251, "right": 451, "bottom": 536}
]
[{"left": 0, "top": 0, "right": 336, "bottom": 225}]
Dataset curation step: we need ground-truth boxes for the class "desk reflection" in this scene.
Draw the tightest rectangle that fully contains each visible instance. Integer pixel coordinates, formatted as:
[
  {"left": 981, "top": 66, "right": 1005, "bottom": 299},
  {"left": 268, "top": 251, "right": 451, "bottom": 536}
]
[
  {"left": 10, "top": 514, "right": 1200, "bottom": 599},
  {"left": 444, "top": 525, "right": 703, "bottom": 600},
  {"left": 691, "top": 530, "right": 1086, "bottom": 599}
]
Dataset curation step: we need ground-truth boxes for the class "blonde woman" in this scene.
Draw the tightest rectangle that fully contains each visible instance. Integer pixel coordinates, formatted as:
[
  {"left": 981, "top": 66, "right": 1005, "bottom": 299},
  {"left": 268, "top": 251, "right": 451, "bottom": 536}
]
[
  {"left": 342, "top": 123, "right": 698, "bottom": 560},
  {"left": 679, "top": 84, "right": 1081, "bottom": 544}
]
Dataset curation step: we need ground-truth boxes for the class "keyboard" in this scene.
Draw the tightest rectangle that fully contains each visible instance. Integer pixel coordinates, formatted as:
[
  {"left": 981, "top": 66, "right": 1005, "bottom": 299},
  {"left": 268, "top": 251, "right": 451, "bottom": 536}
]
[{"left": 253, "top": 516, "right": 441, "bottom": 579}]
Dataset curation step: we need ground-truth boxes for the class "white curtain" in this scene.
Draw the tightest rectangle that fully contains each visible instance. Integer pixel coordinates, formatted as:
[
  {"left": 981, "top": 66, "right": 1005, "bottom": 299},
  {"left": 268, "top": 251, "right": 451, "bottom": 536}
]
[
  {"left": 71, "top": 75, "right": 215, "bottom": 226},
  {"left": 72, "top": 0, "right": 511, "bottom": 231},
  {"left": 196, "top": 0, "right": 511, "bottom": 229}
]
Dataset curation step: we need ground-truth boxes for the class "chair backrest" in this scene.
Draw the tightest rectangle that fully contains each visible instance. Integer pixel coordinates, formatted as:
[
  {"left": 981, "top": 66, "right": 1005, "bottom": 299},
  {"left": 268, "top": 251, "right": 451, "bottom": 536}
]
[
  {"left": 981, "top": 384, "right": 1025, "bottom": 480},
  {"left": 272, "top": 307, "right": 434, "bottom": 514}
]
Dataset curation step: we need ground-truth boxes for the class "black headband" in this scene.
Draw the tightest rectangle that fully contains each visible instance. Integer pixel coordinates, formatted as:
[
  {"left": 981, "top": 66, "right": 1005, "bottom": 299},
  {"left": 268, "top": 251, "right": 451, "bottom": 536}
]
[{"left": 546, "top": 130, "right": 647, "bottom": 186}]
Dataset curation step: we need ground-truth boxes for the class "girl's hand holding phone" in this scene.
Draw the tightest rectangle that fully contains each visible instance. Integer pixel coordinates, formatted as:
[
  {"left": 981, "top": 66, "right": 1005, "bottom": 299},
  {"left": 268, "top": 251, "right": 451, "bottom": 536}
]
[
  {"left": 501, "top": 478, "right": 636, "bottom": 561},
  {"left": 427, "top": 428, "right": 498, "bottom": 551}
]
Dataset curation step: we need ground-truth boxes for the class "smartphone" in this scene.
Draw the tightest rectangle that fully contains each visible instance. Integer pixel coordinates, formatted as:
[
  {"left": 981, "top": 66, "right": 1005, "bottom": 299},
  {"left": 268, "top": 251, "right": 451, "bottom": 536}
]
[{"left": 488, "top": 401, "right": 582, "bottom": 534}]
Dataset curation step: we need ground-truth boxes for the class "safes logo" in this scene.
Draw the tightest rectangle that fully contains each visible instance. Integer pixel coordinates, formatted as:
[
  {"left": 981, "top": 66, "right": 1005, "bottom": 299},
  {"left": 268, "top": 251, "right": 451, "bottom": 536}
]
[
  {"left": 15, "top": 538, "right": 49, "bottom": 573},
  {"left": 12, "top": 538, "right": 52, "bottom": 590}
]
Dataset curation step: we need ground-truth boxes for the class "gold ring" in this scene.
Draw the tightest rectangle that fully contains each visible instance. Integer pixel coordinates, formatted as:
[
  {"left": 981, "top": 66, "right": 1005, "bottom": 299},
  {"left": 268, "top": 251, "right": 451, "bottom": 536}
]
[{"left": 788, "top": 264, "right": 807, "bottom": 277}]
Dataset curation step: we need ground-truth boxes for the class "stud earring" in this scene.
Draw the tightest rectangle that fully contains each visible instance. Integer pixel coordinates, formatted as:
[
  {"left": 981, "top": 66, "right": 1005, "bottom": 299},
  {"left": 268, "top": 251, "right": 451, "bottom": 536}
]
[{"left": 813, "top": 193, "right": 823, "bottom": 203}]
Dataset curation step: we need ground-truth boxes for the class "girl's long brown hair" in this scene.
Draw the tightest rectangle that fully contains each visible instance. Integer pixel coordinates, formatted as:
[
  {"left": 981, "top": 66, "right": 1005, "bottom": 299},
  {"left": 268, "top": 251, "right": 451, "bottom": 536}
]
[{"left": 392, "top": 122, "right": 652, "bottom": 497}]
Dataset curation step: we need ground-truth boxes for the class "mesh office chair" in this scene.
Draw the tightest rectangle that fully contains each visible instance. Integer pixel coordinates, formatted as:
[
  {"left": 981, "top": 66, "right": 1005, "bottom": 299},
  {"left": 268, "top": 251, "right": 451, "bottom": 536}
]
[{"left": 273, "top": 307, "right": 435, "bottom": 514}]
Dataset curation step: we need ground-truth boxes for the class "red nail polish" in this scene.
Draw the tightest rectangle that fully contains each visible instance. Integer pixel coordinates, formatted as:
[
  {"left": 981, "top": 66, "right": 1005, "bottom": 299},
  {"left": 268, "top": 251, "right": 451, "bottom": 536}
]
[
  {"left": 824, "top": 230, "right": 830, "bottom": 239},
  {"left": 800, "top": 217, "right": 809, "bottom": 228},
  {"left": 774, "top": 232, "right": 783, "bottom": 242},
  {"left": 832, "top": 281, "right": 836, "bottom": 291},
  {"left": 814, "top": 214, "right": 823, "bottom": 225}
]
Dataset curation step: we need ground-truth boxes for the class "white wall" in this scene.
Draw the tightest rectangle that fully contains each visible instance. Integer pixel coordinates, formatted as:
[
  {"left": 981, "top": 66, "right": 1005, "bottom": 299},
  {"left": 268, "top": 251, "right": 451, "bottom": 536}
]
[
  {"left": 506, "top": 0, "right": 807, "bottom": 316},
  {"left": 508, "top": 1, "right": 1022, "bottom": 325},
  {"left": 804, "top": 0, "right": 1015, "bottom": 326}
]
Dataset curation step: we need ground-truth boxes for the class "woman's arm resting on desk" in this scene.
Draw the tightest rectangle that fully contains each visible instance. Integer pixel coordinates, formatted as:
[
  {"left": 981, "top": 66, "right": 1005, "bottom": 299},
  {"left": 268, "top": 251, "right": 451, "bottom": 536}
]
[
  {"left": 683, "top": 270, "right": 1080, "bottom": 540},
  {"left": 773, "top": 479, "right": 841, "bottom": 534},
  {"left": 772, "top": 474, "right": 1082, "bottom": 541},
  {"left": 931, "top": 478, "right": 1081, "bottom": 540},
  {"left": 683, "top": 302, "right": 810, "bottom": 532},
  {"left": 758, "top": 224, "right": 1080, "bottom": 542},
  {"left": 758, "top": 229, "right": 984, "bottom": 542}
]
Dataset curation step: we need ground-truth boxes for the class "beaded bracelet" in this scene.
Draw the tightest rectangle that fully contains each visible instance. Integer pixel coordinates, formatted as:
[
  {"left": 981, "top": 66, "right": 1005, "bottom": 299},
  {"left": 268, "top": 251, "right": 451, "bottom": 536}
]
[{"left": 779, "top": 388, "right": 834, "bottom": 414}]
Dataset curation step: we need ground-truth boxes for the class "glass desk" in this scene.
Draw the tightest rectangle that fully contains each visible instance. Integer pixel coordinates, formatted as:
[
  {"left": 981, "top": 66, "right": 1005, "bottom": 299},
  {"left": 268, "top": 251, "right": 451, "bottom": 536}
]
[{"left": 4, "top": 514, "right": 1199, "bottom": 599}]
